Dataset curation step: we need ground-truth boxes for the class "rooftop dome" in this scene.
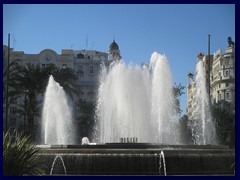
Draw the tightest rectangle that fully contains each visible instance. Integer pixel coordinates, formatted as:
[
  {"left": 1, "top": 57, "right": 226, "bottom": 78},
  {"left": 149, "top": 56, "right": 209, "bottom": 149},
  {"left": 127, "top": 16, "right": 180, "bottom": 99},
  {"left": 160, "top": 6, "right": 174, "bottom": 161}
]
[{"left": 109, "top": 40, "right": 119, "bottom": 51}]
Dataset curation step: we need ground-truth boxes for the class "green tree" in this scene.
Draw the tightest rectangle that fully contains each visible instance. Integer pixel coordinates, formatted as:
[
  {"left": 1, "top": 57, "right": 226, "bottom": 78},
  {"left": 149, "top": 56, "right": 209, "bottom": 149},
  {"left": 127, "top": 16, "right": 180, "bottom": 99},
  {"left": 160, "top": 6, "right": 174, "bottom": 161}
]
[
  {"left": 76, "top": 100, "right": 96, "bottom": 142},
  {"left": 3, "top": 58, "right": 23, "bottom": 130},
  {"left": 178, "top": 114, "right": 193, "bottom": 145},
  {"left": 211, "top": 101, "right": 235, "bottom": 148},
  {"left": 3, "top": 57, "right": 79, "bottom": 142},
  {"left": 52, "top": 67, "right": 79, "bottom": 99},
  {"left": 16, "top": 63, "right": 79, "bottom": 140},
  {"left": 3, "top": 60, "right": 22, "bottom": 101},
  {"left": 14, "top": 63, "right": 47, "bottom": 140},
  {"left": 173, "top": 83, "right": 185, "bottom": 115},
  {"left": 43, "top": 64, "right": 79, "bottom": 99}
]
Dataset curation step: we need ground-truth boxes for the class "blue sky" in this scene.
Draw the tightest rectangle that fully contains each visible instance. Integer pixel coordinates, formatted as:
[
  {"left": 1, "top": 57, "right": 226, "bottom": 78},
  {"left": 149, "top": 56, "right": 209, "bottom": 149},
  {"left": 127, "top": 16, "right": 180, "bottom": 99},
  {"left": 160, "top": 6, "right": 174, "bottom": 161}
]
[{"left": 3, "top": 4, "right": 235, "bottom": 115}]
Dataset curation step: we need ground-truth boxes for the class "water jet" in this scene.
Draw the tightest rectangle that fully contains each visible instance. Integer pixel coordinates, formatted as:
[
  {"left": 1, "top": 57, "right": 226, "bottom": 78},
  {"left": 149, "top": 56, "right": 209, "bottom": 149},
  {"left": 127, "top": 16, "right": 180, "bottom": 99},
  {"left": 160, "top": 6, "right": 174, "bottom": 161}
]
[
  {"left": 41, "top": 75, "right": 76, "bottom": 145},
  {"left": 38, "top": 52, "right": 234, "bottom": 175}
]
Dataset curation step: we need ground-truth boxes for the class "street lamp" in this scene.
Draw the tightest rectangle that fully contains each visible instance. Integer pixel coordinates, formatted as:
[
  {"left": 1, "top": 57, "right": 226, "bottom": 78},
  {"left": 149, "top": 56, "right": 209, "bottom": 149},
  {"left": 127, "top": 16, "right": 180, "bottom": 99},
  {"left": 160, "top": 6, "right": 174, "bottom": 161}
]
[
  {"left": 5, "top": 33, "right": 10, "bottom": 131},
  {"left": 23, "top": 89, "right": 28, "bottom": 136}
]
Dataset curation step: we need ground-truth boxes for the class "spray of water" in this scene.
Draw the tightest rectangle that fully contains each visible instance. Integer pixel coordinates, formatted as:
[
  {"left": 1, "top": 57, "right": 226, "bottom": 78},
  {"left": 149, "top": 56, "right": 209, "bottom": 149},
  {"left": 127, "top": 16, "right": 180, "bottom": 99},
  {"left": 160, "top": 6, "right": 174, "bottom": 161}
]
[
  {"left": 159, "top": 151, "right": 167, "bottom": 175},
  {"left": 95, "top": 52, "right": 178, "bottom": 144},
  {"left": 191, "top": 61, "right": 217, "bottom": 145},
  {"left": 42, "top": 75, "right": 76, "bottom": 145},
  {"left": 50, "top": 155, "right": 67, "bottom": 175}
]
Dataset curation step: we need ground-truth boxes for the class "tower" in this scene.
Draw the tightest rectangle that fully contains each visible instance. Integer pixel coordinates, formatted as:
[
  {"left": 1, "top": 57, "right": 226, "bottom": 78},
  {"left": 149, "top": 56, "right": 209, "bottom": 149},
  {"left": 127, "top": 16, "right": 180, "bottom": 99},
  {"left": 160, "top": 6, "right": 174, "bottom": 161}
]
[{"left": 108, "top": 40, "right": 122, "bottom": 61}]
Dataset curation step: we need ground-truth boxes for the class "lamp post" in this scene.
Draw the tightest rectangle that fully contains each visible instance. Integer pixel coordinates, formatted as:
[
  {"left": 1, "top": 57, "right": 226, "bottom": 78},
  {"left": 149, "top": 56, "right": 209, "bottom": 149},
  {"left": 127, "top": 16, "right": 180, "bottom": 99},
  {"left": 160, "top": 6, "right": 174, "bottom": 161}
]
[
  {"left": 5, "top": 33, "right": 10, "bottom": 131},
  {"left": 208, "top": 35, "right": 211, "bottom": 101},
  {"left": 24, "top": 90, "right": 27, "bottom": 135}
]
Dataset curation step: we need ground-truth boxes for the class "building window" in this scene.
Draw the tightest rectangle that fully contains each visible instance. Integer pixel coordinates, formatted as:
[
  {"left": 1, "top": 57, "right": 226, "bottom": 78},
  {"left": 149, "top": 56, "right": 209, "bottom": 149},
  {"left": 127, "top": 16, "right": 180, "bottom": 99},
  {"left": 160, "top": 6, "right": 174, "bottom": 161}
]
[
  {"left": 226, "top": 59, "right": 230, "bottom": 65},
  {"left": 77, "top": 66, "right": 84, "bottom": 76},
  {"left": 225, "top": 70, "right": 229, "bottom": 77},
  {"left": 77, "top": 66, "right": 83, "bottom": 73},
  {"left": 79, "top": 66, "right": 83, "bottom": 71},
  {"left": 77, "top": 53, "right": 84, "bottom": 58},
  {"left": 226, "top": 92, "right": 230, "bottom": 100},
  {"left": 219, "top": 84, "right": 221, "bottom": 88},
  {"left": 226, "top": 82, "right": 229, "bottom": 87},
  {"left": 90, "top": 66, "right": 94, "bottom": 73},
  {"left": 42, "top": 64, "right": 45, "bottom": 68},
  {"left": 79, "top": 76, "right": 84, "bottom": 82}
]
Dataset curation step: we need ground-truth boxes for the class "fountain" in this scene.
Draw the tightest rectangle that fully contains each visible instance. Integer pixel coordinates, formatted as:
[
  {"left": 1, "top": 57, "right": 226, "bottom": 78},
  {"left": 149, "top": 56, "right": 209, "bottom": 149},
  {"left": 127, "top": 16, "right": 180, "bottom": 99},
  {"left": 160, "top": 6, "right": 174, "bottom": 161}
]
[
  {"left": 38, "top": 53, "right": 234, "bottom": 175},
  {"left": 41, "top": 75, "right": 76, "bottom": 145},
  {"left": 95, "top": 52, "right": 178, "bottom": 144},
  {"left": 159, "top": 151, "right": 167, "bottom": 175},
  {"left": 190, "top": 60, "right": 217, "bottom": 145},
  {"left": 50, "top": 155, "right": 67, "bottom": 175}
]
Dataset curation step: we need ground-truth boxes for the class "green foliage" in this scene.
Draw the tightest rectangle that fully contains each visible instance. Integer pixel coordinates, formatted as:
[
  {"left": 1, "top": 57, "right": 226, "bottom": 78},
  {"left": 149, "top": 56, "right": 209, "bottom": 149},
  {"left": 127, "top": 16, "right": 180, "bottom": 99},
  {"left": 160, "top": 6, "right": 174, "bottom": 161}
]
[
  {"left": 14, "top": 63, "right": 47, "bottom": 137},
  {"left": 43, "top": 64, "right": 79, "bottom": 99},
  {"left": 211, "top": 101, "right": 235, "bottom": 148},
  {"left": 178, "top": 114, "right": 193, "bottom": 144},
  {"left": 76, "top": 100, "right": 96, "bottom": 140},
  {"left": 3, "top": 62, "right": 79, "bottom": 140},
  {"left": 3, "top": 130, "right": 46, "bottom": 176},
  {"left": 3, "top": 60, "right": 23, "bottom": 130},
  {"left": 52, "top": 67, "right": 79, "bottom": 99},
  {"left": 173, "top": 83, "right": 185, "bottom": 115}
]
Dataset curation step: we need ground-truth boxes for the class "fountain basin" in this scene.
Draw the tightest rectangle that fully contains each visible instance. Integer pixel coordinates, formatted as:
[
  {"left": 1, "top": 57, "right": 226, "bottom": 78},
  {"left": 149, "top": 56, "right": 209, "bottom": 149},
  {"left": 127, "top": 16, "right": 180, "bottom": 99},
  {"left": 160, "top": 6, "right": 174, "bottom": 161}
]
[{"left": 37, "top": 144, "right": 235, "bottom": 175}]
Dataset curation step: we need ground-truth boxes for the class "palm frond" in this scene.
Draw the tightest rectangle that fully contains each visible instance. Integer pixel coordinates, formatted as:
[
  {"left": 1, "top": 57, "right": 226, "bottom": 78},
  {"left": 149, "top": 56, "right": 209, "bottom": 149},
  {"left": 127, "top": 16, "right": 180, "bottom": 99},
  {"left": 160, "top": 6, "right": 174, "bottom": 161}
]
[{"left": 3, "top": 129, "right": 46, "bottom": 176}]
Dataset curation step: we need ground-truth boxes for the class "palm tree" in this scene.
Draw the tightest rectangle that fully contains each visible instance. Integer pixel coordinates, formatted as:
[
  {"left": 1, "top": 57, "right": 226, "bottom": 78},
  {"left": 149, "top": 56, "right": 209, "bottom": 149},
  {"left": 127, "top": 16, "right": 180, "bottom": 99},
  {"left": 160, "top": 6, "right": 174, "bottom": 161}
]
[
  {"left": 15, "top": 63, "right": 47, "bottom": 140},
  {"left": 3, "top": 59, "right": 23, "bottom": 131},
  {"left": 4, "top": 60, "right": 80, "bottom": 141},
  {"left": 3, "top": 60, "right": 22, "bottom": 96},
  {"left": 17, "top": 63, "right": 79, "bottom": 140},
  {"left": 45, "top": 65, "right": 79, "bottom": 100}
]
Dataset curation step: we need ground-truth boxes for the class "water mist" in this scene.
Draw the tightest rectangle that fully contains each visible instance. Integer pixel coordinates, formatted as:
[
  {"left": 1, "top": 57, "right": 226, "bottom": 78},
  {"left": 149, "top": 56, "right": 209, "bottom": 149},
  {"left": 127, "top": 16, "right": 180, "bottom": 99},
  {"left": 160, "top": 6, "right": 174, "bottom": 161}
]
[
  {"left": 95, "top": 52, "right": 178, "bottom": 144},
  {"left": 191, "top": 60, "right": 217, "bottom": 145},
  {"left": 42, "top": 75, "right": 76, "bottom": 145}
]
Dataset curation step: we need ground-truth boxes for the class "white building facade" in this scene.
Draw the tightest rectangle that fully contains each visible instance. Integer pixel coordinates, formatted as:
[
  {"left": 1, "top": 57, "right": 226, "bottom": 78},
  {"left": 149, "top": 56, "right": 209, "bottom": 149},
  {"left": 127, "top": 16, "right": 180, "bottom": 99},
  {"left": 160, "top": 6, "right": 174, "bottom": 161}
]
[
  {"left": 187, "top": 42, "right": 235, "bottom": 120},
  {"left": 210, "top": 46, "right": 235, "bottom": 108},
  {"left": 3, "top": 40, "right": 122, "bottom": 139}
]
